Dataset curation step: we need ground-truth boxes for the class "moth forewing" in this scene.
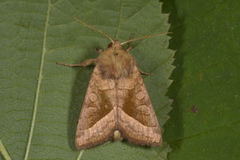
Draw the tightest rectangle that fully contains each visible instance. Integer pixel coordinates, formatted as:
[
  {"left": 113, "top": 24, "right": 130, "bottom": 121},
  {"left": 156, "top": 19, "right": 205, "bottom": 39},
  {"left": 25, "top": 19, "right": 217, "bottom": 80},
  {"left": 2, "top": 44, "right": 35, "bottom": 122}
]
[{"left": 57, "top": 18, "right": 168, "bottom": 149}]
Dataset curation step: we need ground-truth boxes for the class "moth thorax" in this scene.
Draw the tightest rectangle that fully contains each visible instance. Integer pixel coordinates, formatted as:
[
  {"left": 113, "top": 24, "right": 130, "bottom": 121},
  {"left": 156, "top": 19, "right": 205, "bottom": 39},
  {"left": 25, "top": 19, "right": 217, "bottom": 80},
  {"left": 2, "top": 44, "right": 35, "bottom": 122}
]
[
  {"left": 98, "top": 51, "right": 135, "bottom": 79},
  {"left": 113, "top": 130, "right": 123, "bottom": 141}
]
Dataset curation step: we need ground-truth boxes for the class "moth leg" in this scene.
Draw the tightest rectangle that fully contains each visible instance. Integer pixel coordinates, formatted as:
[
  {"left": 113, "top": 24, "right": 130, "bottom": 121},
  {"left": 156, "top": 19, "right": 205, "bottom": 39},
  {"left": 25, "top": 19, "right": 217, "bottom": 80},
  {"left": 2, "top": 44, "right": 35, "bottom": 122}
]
[
  {"left": 79, "top": 58, "right": 97, "bottom": 67},
  {"left": 126, "top": 46, "right": 132, "bottom": 52},
  {"left": 139, "top": 69, "right": 151, "bottom": 76},
  {"left": 96, "top": 48, "right": 103, "bottom": 53},
  {"left": 56, "top": 58, "right": 97, "bottom": 67}
]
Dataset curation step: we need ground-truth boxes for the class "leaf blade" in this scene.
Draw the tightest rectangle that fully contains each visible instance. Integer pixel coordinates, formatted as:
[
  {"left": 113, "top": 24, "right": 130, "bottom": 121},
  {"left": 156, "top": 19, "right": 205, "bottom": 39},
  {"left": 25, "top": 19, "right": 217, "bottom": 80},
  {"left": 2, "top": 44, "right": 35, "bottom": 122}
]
[{"left": 0, "top": 0, "right": 173, "bottom": 159}]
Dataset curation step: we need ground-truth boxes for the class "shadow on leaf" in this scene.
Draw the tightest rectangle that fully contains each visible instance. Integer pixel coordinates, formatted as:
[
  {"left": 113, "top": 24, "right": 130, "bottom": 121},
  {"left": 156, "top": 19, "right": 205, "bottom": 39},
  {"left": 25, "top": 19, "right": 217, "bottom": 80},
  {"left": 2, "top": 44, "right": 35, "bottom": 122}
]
[{"left": 161, "top": 0, "right": 185, "bottom": 151}]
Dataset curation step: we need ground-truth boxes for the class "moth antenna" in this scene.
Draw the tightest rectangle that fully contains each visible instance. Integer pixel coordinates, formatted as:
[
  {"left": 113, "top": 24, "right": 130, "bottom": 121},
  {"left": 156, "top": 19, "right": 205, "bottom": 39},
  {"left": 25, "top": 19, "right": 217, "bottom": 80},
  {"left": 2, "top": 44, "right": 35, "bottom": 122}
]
[
  {"left": 74, "top": 17, "right": 114, "bottom": 43},
  {"left": 120, "top": 32, "right": 172, "bottom": 45}
]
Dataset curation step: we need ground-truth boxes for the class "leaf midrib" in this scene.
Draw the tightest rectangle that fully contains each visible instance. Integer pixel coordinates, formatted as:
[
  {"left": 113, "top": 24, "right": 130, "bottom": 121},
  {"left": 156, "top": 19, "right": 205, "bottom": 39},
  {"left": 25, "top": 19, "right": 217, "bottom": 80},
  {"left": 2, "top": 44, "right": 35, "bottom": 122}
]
[{"left": 23, "top": 0, "right": 51, "bottom": 159}]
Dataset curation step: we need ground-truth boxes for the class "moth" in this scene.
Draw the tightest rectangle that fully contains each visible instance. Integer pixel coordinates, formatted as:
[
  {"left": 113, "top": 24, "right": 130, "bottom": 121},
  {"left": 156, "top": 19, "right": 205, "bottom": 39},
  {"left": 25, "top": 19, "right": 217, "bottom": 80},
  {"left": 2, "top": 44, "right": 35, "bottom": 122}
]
[{"left": 57, "top": 17, "right": 169, "bottom": 149}]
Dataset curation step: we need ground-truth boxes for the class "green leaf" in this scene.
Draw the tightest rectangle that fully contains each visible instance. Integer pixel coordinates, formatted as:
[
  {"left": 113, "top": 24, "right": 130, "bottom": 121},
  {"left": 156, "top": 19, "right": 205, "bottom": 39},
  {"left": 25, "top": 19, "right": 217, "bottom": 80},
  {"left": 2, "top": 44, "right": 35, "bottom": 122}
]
[
  {"left": 0, "top": 0, "right": 174, "bottom": 160},
  {"left": 161, "top": 0, "right": 240, "bottom": 160}
]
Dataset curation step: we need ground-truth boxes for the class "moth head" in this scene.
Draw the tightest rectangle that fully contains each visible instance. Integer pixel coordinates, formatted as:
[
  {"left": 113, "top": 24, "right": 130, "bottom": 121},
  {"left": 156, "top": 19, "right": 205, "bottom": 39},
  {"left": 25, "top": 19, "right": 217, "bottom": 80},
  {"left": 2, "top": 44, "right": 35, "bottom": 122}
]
[
  {"left": 107, "top": 40, "right": 122, "bottom": 50},
  {"left": 106, "top": 40, "right": 127, "bottom": 57}
]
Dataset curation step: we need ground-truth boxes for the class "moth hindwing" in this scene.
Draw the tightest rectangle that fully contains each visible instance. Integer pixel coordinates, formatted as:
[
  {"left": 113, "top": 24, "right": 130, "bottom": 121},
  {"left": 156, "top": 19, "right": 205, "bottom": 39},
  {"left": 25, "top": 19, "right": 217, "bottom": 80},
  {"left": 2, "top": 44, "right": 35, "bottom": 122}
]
[{"left": 57, "top": 17, "right": 168, "bottom": 149}]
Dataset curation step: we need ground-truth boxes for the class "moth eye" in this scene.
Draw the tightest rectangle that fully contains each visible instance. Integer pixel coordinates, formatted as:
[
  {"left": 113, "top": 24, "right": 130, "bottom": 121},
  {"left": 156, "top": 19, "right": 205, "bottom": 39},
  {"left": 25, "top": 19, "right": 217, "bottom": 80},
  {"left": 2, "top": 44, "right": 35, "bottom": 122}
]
[{"left": 108, "top": 42, "right": 113, "bottom": 48}]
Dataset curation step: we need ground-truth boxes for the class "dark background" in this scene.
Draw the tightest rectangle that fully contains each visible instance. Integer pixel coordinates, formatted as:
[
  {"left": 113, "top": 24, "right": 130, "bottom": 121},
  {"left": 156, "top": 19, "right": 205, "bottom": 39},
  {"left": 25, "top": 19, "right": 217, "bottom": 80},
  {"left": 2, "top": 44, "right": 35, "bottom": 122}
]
[{"left": 161, "top": 0, "right": 240, "bottom": 159}]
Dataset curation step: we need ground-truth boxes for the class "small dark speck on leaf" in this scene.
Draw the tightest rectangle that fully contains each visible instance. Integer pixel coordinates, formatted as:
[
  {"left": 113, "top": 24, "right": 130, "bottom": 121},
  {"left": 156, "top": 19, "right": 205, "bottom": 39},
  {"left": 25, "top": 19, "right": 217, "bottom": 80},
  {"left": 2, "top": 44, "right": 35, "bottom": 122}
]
[{"left": 190, "top": 105, "right": 199, "bottom": 113}]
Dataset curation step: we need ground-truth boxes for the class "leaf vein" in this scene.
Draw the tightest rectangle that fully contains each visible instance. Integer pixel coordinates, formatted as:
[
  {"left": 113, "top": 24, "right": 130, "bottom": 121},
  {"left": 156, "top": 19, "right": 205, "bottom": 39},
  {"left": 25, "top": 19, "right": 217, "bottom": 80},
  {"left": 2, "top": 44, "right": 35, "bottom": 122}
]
[
  {"left": 76, "top": 150, "right": 84, "bottom": 160},
  {"left": 23, "top": 0, "right": 52, "bottom": 159},
  {"left": 115, "top": 0, "right": 123, "bottom": 39},
  {"left": 123, "top": 0, "right": 151, "bottom": 23},
  {"left": 0, "top": 140, "right": 12, "bottom": 160}
]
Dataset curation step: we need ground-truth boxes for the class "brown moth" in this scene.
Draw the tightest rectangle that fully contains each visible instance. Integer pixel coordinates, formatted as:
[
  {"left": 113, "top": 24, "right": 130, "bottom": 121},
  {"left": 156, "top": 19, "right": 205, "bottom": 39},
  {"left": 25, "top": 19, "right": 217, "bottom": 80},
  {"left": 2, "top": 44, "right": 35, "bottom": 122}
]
[{"left": 57, "top": 17, "right": 169, "bottom": 149}]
